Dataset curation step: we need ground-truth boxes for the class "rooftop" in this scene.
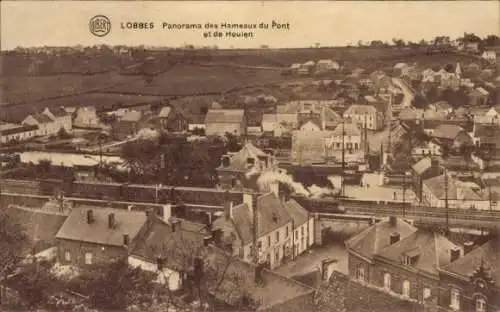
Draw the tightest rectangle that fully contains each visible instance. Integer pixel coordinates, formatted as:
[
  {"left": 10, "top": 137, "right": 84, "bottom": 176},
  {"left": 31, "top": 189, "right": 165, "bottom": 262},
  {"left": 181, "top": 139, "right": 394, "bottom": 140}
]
[
  {"left": 205, "top": 109, "right": 245, "bottom": 124},
  {"left": 345, "top": 217, "right": 416, "bottom": 260},
  {"left": 343, "top": 104, "right": 377, "bottom": 116},
  {"left": 56, "top": 207, "right": 148, "bottom": 247},
  {"left": 376, "top": 229, "right": 460, "bottom": 275}
]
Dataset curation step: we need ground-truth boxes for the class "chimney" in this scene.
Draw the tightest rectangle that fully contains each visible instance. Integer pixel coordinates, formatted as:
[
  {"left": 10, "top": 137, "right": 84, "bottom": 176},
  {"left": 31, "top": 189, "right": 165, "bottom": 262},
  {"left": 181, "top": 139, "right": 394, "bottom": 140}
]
[
  {"left": 390, "top": 232, "right": 400, "bottom": 244},
  {"left": 254, "top": 263, "right": 265, "bottom": 285},
  {"left": 321, "top": 259, "right": 338, "bottom": 282},
  {"left": 108, "top": 213, "right": 116, "bottom": 229},
  {"left": 171, "top": 219, "right": 181, "bottom": 232},
  {"left": 162, "top": 204, "right": 172, "bottom": 223},
  {"left": 463, "top": 241, "right": 474, "bottom": 255},
  {"left": 450, "top": 246, "right": 461, "bottom": 262},
  {"left": 156, "top": 256, "right": 165, "bottom": 271},
  {"left": 86, "top": 209, "right": 94, "bottom": 224},
  {"left": 389, "top": 216, "right": 397, "bottom": 226},
  {"left": 123, "top": 233, "right": 129, "bottom": 246},
  {"left": 203, "top": 236, "right": 211, "bottom": 247},
  {"left": 193, "top": 256, "right": 204, "bottom": 283}
]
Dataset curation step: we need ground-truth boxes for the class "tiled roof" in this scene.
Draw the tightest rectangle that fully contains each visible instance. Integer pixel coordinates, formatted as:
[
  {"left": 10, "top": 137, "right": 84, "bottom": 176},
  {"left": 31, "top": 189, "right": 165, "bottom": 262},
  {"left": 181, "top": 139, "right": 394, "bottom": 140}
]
[
  {"left": 31, "top": 114, "right": 53, "bottom": 124},
  {"left": 441, "top": 240, "right": 500, "bottom": 285},
  {"left": 284, "top": 199, "right": 310, "bottom": 226},
  {"left": 51, "top": 107, "right": 70, "bottom": 118},
  {"left": 315, "top": 271, "right": 421, "bottom": 312},
  {"left": 9, "top": 206, "right": 67, "bottom": 255},
  {"left": 345, "top": 217, "right": 416, "bottom": 260},
  {"left": 256, "top": 192, "right": 292, "bottom": 237},
  {"left": 431, "top": 124, "right": 464, "bottom": 140},
  {"left": 411, "top": 157, "right": 432, "bottom": 175},
  {"left": 158, "top": 106, "right": 172, "bottom": 118},
  {"left": 423, "top": 174, "right": 485, "bottom": 201},
  {"left": 56, "top": 207, "right": 147, "bottom": 247},
  {"left": 330, "top": 121, "right": 361, "bottom": 137},
  {"left": 131, "top": 219, "right": 207, "bottom": 271},
  {"left": 205, "top": 109, "right": 244, "bottom": 124},
  {"left": 220, "top": 142, "right": 269, "bottom": 171},
  {"left": 344, "top": 104, "right": 377, "bottom": 116},
  {"left": 0, "top": 124, "right": 38, "bottom": 135},
  {"left": 324, "top": 108, "right": 342, "bottom": 128},
  {"left": 376, "top": 230, "right": 460, "bottom": 275},
  {"left": 204, "top": 245, "right": 315, "bottom": 309}
]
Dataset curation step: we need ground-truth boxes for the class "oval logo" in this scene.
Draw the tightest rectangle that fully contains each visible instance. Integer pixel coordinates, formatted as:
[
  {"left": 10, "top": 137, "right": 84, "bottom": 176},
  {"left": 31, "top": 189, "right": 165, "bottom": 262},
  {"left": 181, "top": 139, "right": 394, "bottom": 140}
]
[{"left": 89, "top": 15, "right": 111, "bottom": 37}]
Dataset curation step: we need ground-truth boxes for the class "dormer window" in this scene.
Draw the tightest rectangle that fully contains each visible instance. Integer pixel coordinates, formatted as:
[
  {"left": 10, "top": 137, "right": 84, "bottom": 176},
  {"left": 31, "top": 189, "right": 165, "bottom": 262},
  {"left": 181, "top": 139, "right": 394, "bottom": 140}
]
[{"left": 402, "top": 248, "right": 420, "bottom": 265}]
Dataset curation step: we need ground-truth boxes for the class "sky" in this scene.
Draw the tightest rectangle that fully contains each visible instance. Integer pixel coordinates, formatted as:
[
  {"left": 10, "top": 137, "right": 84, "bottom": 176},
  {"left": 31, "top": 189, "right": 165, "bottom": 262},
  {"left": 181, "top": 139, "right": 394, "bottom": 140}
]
[{"left": 1, "top": 1, "right": 499, "bottom": 50}]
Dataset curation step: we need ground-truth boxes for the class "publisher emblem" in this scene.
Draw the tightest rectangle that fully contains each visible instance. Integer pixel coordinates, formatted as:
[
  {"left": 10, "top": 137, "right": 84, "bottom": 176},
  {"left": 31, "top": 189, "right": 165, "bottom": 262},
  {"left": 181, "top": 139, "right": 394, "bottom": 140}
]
[{"left": 89, "top": 15, "right": 111, "bottom": 37}]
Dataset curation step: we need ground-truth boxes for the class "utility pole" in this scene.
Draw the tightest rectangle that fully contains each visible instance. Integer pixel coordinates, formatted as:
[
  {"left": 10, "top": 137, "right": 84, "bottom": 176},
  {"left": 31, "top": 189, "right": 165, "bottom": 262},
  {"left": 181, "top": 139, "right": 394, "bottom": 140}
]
[
  {"left": 341, "top": 119, "right": 345, "bottom": 197},
  {"left": 402, "top": 171, "right": 406, "bottom": 218},
  {"left": 444, "top": 169, "right": 449, "bottom": 236}
]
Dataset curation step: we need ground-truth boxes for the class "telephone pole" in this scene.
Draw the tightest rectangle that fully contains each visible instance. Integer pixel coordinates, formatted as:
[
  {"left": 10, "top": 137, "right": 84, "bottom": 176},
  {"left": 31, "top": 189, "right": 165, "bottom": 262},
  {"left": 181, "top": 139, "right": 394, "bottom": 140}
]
[
  {"left": 341, "top": 119, "right": 345, "bottom": 197},
  {"left": 444, "top": 169, "right": 449, "bottom": 236}
]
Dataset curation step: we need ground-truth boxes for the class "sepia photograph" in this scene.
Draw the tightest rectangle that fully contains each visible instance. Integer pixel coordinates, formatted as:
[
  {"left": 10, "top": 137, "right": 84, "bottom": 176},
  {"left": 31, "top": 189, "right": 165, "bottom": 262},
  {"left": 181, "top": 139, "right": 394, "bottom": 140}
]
[{"left": 0, "top": 1, "right": 499, "bottom": 311}]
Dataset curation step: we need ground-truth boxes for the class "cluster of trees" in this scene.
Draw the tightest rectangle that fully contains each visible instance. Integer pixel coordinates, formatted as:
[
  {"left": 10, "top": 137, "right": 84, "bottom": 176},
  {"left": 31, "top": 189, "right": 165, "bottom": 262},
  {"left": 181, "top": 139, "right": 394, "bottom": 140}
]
[
  {"left": 357, "top": 33, "right": 500, "bottom": 49},
  {"left": 121, "top": 133, "right": 239, "bottom": 186}
]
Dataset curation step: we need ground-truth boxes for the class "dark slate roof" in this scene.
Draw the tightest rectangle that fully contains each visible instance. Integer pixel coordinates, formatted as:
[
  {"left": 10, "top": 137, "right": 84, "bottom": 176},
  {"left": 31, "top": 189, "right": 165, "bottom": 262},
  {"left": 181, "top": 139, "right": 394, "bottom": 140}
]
[
  {"left": 345, "top": 217, "right": 416, "bottom": 260},
  {"left": 51, "top": 107, "right": 70, "bottom": 117},
  {"left": 204, "top": 245, "right": 315, "bottom": 309},
  {"left": 411, "top": 157, "right": 432, "bottom": 175},
  {"left": 375, "top": 230, "right": 460, "bottom": 275},
  {"left": 56, "top": 207, "right": 147, "bottom": 247},
  {"left": 431, "top": 124, "right": 464, "bottom": 140},
  {"left": 131, "top": 219, "right": 207, "bottom": 271},
  {"left": 315, "top": 271, "right": 422, "bottom": 312},
  {"left": 212, "top": 192, "right": 293, "bottom": 245},
  {"left": 284, "top": 199, "right": 310, "bottom": 226},
  {"left": 32, "top": 114, "right": 53, "bottom": 124},
  {"left": 205, "top": 109, "right": 244, "bottom": 124},
  {"left": 9, "top": 206, "right": 67, "bottom": 255},
  {"left": 441, "top": 240, "right": 500, "bottom": 285},
  {"left": 0, "top": 124, "right": 38, "bottom": 135},
  {"left": 219, "top": 142, "right": 269, "bottom": 171},
  {"left": 256, "top": 192, "right": 293, "bottom": 237}
]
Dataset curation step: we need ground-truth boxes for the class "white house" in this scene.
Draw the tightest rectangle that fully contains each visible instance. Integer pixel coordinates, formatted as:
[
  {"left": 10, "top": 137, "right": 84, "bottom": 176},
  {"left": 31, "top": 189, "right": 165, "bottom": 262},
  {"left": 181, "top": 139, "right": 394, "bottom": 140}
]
[
  {"left": 74, "top": 106, "right": 100, "bottom": 128},
  {"left": 316, "top": 59, "right": 340, "bottom": 73},
  {"left": 343, "top": 104, "right": 383, "bottom": 131},
  {"left": 43, "top": 107, "right": 72, "bottom": 132},
  {"left": 22, "top": 114, "right": 59, "bottom": 137},
  {"left": 0, "top": 122, "right": 39, "bottom": 144}
]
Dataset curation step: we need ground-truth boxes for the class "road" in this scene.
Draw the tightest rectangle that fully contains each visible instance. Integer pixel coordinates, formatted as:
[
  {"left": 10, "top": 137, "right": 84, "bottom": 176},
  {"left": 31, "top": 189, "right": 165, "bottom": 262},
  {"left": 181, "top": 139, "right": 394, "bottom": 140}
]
[{"left": 391, "top": 77, "right": 415, "bottom": 108}]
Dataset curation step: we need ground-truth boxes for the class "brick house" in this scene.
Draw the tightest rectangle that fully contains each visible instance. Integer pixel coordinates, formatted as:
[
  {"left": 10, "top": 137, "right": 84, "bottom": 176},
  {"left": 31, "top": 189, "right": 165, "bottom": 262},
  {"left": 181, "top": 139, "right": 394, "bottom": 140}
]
[
  {"left": 345, "top": 216, "right": 416, "bottom": 285},
  {"left": 216, "top": 142, "right": 276, "bottom": 190},
  {"left": 411, "top": 157, "right": 443, "bottom": 202},
  {"left": 212, "top": 192, "right": 297, "bottom": 270},
  {"left": 22, "top": 113, "right": 59, "bottom": 137},
  {"left": 111, "top": 110, "right": 144, "bottom": 140},
  {"left": 372, "top": 229, "right": 461, "bottom": 306},
  {"left": 55, "top": 207, "right": 156, "bottom": 267},
  {"left": 204, "top": 109, "right": 246, "bottom": 136},
  {"left": 430, "top": 124, "right": 474, "bottom": 152},
  {"left": 438, "top": 238, "right": 500, "bottom": 312}
]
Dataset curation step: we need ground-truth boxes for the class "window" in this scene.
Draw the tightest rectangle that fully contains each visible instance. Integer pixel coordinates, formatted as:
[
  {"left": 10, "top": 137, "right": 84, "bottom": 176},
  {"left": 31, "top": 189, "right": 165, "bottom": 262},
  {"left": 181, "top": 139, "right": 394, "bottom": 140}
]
[
  {"left": 84, "top": 252, "right": 93, "bottom": 265},
  {"left": 267, "top": 236, "right": 271, "bottom": 247},
  {"left": 356, "top": 267, "right": 366, "bottom": 282},
  {"left": 475, "top": 297, "right": 486, "bottom": 312},
  {"left": 64, "top": 250, "right": 71, "bottom": 262},
  {"left": 383, "top": 273, "right": 391, "bottom": 290},
  {"left": 402, "top": 255, "right": 412, "bottom": 265},
  {"left": 276, "top": 231, "right": 280, "bottom": 243},
  {"left": 450, "top": 289, "right": 460, "bottom": 310},
  {"left": 275, "top": 249, "right": 279, "bottom": 262},
  {"left": 301, "top": 227, "right": 304, "bottom": 236},
  {"left": 402, "top": 280, "right": 411, "bottom": 298},
  {"left": 423, "top": 288, "right": 431, "bottom": 300},
  {"left": 285, "top": 226, "right": 289, "bottom": 238}
]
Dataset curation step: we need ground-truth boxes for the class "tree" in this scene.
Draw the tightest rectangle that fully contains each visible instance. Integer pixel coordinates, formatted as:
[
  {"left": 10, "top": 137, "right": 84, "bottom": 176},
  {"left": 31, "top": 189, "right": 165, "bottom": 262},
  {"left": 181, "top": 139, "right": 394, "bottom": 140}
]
[
  {"left": 87, "top": 260, "right": 155, "bottom": 310},
  {"left": 0, "top": 207, "right": 29, "bottom": 304},
  {"left": 57, "top": 127, "right": 71, "bottom": 139},
  {"left": 8, "top": 260, "right": 59, "bottom": 309},
  {"left": 392, "top": 38, "right": 406, "bottom": 48},
  {"left": 121, "top": 139, "right": 162, "bottom": 181},
  {"left": 483, "top": 34, "right": 500, "bottom": 47}
]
